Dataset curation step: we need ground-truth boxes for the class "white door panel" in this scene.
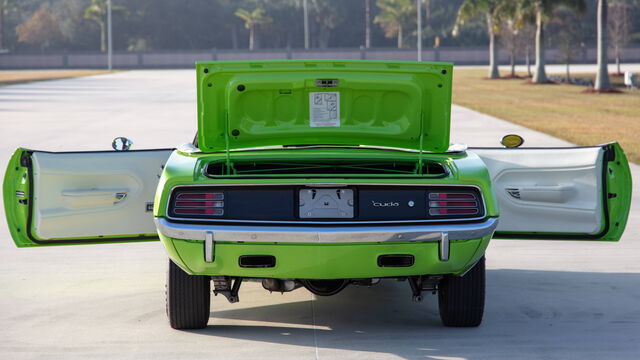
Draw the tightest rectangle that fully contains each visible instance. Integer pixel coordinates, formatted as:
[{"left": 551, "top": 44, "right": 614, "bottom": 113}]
[
  {"left": 32, "top": 150, "right": 172, "bottom": 239},
  {"left": 471, "top": 147, "right": 604, "bottom": 234}
]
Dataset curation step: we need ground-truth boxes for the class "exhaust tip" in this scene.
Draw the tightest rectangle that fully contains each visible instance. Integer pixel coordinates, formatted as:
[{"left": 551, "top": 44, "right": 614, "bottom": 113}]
[
  {"left": 238, "top": 255, "right": 276, "bottom": 268},
  {"left": 377, "top": 254, "right": 414, "bottom": 267}
]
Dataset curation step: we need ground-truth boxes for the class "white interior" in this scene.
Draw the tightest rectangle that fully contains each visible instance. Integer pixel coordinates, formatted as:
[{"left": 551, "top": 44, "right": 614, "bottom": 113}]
[
  {"left": 32, "top": 150, "right": 172, "bottom": 240},
  {"left": 471, "top": 147, "right": 604, "bottom": 234}
]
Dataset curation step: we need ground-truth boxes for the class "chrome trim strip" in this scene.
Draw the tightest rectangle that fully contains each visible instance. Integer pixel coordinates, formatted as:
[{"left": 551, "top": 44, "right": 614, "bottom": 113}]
[
  {"left": 154, "top": 217, "right": 498, "bottom": 244},
  {"left": 429, "top": 209, "right": 479, "bottom": 216},
  {"left": 165, "top": 183, "right": 488, "bottom": 225}
]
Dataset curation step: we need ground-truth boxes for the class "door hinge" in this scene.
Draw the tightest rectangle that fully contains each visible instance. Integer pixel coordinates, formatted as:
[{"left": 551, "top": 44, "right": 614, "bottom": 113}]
[
  {"left": 604, "top": 144, "right": 616, "bottom": 162},
  {"left": 19, "top": 151, "right": 32, "bottom": 168}
]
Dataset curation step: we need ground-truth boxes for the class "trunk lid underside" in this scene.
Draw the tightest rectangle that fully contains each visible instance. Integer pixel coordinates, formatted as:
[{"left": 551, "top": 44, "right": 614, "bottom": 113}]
[{"left": 196, "top": 60, "right": 453, "bottom": 153}]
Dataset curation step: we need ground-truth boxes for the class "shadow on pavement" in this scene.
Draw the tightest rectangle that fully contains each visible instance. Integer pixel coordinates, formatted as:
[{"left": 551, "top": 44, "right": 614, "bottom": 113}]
[{"left": 186, "top": 269, "right": 640, "bottom": 359}]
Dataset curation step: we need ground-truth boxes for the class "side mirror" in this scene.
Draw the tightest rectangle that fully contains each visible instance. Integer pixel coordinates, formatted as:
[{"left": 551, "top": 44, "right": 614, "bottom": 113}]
[
  {"left": 500, "top": 134, "right": 524, "bottom": 148},
  {"left": 112, "top": 137, "right": 133, "bottom": 151}
]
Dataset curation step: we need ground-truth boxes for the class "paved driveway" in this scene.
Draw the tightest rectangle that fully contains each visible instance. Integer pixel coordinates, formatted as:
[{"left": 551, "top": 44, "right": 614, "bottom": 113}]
[{"left": 0, "top": 70, "right": 638, "bottom": 359}]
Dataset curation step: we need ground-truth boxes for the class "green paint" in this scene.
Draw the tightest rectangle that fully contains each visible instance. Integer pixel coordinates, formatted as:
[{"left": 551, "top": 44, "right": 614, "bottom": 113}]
[
  {"left": 196, "top": 60, "right": 453, "bottom": 154},
  {"left": 161, "top": 234, "right": 491, "bottom": 278}
]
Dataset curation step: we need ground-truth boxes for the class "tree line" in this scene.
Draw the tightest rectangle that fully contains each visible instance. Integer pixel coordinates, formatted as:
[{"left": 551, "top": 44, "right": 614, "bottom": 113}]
[
  {"left": 0, "top": 0, "right": 477, "bottom": 52},
  {"left": 1, "top": 0, "right": 638, "bottom": 53},
  {"left": 0, "top": 0, "right": 638, "bottom": 90},
  {"left": 454, "top": 0, "right": 638, "bottom": 90}
]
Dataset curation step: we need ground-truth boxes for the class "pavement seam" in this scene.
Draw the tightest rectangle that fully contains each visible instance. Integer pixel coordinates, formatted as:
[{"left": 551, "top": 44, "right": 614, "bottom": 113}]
[{"left": 311, "top": 296, "right": 319, "bottom": 360}]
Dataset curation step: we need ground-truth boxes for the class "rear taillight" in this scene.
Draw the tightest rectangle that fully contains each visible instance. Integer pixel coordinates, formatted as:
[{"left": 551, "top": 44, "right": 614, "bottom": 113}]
[
  {"left": 427, "top": 192, "right": 479, "bottom": 217},
  {"left": 171, "top": 192, "right": 224, "bottom": 217}
]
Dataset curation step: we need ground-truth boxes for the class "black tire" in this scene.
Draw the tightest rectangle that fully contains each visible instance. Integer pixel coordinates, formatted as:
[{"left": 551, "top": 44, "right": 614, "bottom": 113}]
[
  {"left": 166, "top": 259, "right": 211, "bottom": 329},
  {"left": 438, "top": 256, "right": 485, "bottom": 327}
]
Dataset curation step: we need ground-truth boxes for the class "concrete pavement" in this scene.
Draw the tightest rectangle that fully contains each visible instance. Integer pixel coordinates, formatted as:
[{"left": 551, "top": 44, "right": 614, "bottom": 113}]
[{"left": 0, "top": 70, "right": 638, "bottom": 359}]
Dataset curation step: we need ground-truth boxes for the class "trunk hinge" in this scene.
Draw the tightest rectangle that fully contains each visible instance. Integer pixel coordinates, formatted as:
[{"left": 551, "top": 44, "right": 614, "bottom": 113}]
[
  {"left": 224, "top": 111, "right": 232, "bottom": 173},
  {"left": 418, "top": 111, "right": 425, "bottom": 175}
]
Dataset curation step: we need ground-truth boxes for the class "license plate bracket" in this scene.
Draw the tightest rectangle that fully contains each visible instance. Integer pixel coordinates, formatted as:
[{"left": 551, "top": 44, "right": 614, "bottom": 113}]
[{"left": 299, "top": 188, "right": 354, "bottom": 219}]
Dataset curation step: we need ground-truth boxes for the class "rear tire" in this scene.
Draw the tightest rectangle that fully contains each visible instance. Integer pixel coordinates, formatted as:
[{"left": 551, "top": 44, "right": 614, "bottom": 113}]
[
  {"left": 438, "top": 256, "right": 485, "bottom": 327},
  {"left": 166, "top": 259, "right": 211, "bottom": 329}
]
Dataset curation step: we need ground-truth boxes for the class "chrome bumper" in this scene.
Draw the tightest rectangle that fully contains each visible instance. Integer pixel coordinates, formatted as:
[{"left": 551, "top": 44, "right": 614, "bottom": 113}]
[
  {"left": 154, "top": 217, "right": 498, "bottom": 244},
  {"left": 155, "top": 217, "right": 498, "bottom": 262}
]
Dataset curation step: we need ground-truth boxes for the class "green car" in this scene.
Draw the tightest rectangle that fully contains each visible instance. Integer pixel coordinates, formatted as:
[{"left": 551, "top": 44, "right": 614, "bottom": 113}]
[{"left": 3, "top": 60, "right": 632, "bottom": 330}]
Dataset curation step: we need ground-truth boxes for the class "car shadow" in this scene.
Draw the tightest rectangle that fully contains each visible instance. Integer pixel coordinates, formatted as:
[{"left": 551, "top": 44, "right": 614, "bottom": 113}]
[{"left": 184, "top": 269, "right": 640, "bottom": 359}]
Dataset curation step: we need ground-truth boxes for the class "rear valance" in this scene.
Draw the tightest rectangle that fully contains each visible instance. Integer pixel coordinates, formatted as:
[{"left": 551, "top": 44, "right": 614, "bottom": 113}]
[{"left": 196, "top": 60, "right": 452, "bottom": 153}]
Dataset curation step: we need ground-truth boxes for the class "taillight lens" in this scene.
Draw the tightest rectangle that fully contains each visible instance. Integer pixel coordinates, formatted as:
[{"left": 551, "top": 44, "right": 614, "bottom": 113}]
[
  {"left": 171, "top": 192, "right": 224, "bottom": 217},
  {"left": 427, "top": 192, "right": 479, "bottom": 217},
  {"left": 429, "top": 193, "right": 475, "bottom": 200}
]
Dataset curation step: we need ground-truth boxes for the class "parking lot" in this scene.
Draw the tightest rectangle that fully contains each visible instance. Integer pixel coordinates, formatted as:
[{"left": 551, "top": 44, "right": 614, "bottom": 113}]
[{"left": 0, "top": 70, "right": 639, "bottom": 359}]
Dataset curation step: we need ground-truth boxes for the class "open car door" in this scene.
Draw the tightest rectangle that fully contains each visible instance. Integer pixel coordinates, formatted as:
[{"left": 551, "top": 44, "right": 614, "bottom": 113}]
[
  {"left": 472, "top": 143, "right": 632, "bottom": 241},
  {"left": 3, "top": 148, "right": 173, "bottom": 247}
]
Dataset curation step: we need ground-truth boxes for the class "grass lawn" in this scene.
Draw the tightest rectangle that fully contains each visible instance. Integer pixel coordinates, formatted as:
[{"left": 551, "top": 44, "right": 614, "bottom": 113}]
[
  {"left": 0, "top": 70, "right": 115, "bottom": 87},
  {"left": 452, "top": 69, "right": 640, "bottom": 163}
]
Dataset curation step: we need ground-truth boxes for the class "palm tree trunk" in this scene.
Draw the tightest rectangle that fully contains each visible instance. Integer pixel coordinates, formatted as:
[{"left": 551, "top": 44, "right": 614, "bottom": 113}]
[
  {"left": 364, "top": 0, "right": 371, "bottom": 48},
  {"left": 249, "top": 25, "right": 254, "bottom": 50},
  {"left": 425, "top": 0, "right": 430, "bottom": 22},
  {"left": 526, "top": 44, "right": 531, "bottom": 77},
  {"left": 510, "top": 50, "right": 515, "bottom": 77},
  {"left": 100, "top": 21, "right": 106, "bottom": 52},
  {"left": 487, "top": 14, "right": 499, "bottom": 79},
  {"left": 595, "top": 0, "right": 611, "bottom": 90},
  {"left": 615, "top": 44, "right": 620, "bottom": 74},
  {"left": 566, "top": 61, "right": 570, "bottom": 82},
  {"left": 319, "top": 26, "right": 330, "bottom": 49},
  {"left": 532, "top": 9, "right": 548, "bottom": 83},
  {"left": 397, "top": 26, "right": 403, "bottom": 48},
  {"left": 0, "top": 8, "right": 5, "bottom": 50}
]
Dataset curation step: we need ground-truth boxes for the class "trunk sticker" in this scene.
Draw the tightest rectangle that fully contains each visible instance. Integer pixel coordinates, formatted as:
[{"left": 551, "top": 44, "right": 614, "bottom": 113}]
[{"left": 309, "top": 92, "right": 340, "bottom": 127}]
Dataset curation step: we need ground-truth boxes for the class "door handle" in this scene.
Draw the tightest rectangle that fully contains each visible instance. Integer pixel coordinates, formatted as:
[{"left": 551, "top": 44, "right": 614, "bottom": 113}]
[
  {"left": 505, "top": 185, "right": 573, "bottom": 203},
  {"left": 61, "top": 189, "right": 129, "bottom": 209}
]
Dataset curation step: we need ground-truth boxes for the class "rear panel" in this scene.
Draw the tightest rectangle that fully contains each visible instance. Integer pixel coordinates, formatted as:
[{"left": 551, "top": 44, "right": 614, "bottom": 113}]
[{"left": 165, "top": 185, "right": 486, "bottom": 224}]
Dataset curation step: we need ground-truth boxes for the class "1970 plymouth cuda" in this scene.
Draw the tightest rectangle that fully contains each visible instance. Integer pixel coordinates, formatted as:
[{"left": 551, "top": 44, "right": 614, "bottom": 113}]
[{"left": 3, "top": 60, "right": 632, "bottom": 330}]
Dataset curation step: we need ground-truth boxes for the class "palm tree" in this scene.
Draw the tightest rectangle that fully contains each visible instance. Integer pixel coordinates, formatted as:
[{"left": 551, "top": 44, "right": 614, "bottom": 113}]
[
  {"left": 521, "top": 0, "right": 586, "bottom": 83},
  {"left": 594, "top": 0, "right": 611, "bottom": 91},
  {"left": 83, "top": 0, "right": 127, "bottom": 52},
  {"left": 496, "top": 0, "right": 532, "bottom": 78},
  {"left": 453, "top": 0, "right": 508, "bottom": 79},
  {"left": 374, "top": 0, "right": 415, "bottom": 48},
  {"left": 308, "top": 0, "right": 346, "bottom": 49},
  {"left": 234, "top": 8, "right": 272, "bottom": 50}
]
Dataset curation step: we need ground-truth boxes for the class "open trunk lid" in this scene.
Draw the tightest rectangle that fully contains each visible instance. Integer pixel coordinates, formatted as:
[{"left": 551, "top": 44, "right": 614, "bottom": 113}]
[{"left": 196, "top": 60, "right": 452, "bottom": 153}]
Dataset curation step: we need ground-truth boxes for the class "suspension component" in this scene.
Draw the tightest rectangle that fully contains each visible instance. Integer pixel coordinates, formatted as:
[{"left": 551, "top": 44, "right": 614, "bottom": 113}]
[
  {"left": 408, "top": 275, "right": 443, "bottom": 302},
  {"left": 212, "top": 276, "right": 243, "bottom": 303}
]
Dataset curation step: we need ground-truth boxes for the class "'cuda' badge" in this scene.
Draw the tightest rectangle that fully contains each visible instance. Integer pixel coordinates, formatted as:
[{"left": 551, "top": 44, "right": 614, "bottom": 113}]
[{"left": 372, "top": 201, "right": 400, "bottom": 207}]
